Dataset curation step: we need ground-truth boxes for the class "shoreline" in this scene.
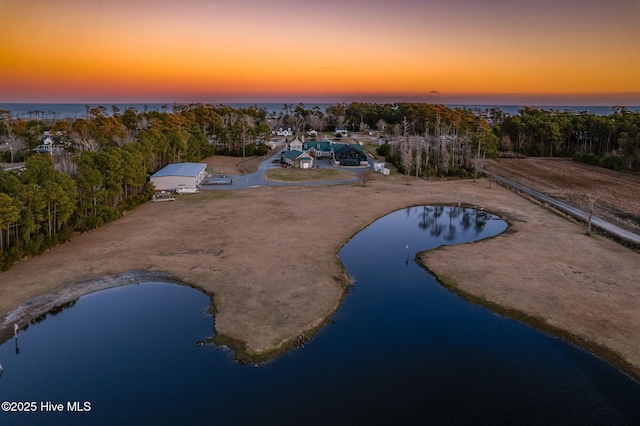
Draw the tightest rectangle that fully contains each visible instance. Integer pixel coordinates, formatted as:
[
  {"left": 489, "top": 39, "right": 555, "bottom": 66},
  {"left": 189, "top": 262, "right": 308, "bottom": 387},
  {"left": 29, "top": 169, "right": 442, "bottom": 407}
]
[
  {"left": 0, "top": 266, "right": 354, "bottom": 366},
  {"left": 417, "top": 256, "right": 640, "bottom": 382},
  {"left": 0, "top": 270, "right": 207, "bottom": 346},
  {"left": 2, "top": 205, "right": 639, "bottom": 382},
  {"left": 1, "top": 175, "right": 639, "bottom": 379}
]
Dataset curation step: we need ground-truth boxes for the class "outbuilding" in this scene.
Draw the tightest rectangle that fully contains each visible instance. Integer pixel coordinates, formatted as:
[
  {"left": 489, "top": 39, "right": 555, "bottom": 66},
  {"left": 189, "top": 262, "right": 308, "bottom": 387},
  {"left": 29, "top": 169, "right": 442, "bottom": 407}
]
[{"left": 150, "top": 162, "right": 208, "bottom": 191}]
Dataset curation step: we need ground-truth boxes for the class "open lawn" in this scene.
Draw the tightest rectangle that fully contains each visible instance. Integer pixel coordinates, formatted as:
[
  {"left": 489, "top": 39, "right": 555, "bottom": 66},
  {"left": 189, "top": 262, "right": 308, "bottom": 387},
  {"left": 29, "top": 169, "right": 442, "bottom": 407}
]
[{"left": 265, "top": 167, "right": 355, "bottom": 182}]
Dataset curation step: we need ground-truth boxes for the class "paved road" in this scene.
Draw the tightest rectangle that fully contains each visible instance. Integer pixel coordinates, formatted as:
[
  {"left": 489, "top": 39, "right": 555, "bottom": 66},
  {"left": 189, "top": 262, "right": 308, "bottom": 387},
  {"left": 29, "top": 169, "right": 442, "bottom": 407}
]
[
  {"left": 200, "top": 149, "right": 362, "bottom": 190},
  {"left": 492, "top": 174, "right": 640, "bottom": 246}
]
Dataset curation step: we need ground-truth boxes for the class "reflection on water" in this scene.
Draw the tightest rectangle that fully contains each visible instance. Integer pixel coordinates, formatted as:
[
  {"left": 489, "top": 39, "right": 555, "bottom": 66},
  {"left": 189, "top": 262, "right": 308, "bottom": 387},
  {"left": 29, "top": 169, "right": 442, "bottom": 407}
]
[
  {"left": 28, "top": 300, "right": 78, "bottom": 326},
  {"left": 415, "top": 205, "right": 493, "bottom": 239},
  {"left": 1, "top": 206, "right": 639, "bottom": 426}
]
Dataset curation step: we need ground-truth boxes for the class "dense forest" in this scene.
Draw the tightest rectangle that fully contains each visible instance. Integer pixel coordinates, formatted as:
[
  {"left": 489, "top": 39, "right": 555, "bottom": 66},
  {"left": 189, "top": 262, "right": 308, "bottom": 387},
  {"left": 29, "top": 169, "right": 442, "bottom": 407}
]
[
  {"left": 497, "top": 106, "right": 640, "bottom": 170},
  {"left": 1, "top": 102, "right": 639, "bottom": 270}
]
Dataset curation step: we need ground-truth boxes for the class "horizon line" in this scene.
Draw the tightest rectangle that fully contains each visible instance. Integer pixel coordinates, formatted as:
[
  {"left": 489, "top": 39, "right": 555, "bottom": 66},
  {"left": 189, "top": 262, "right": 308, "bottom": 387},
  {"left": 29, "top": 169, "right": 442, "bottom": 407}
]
[{"left": 2, "top": 92, "right": 640, "bottom": 108}]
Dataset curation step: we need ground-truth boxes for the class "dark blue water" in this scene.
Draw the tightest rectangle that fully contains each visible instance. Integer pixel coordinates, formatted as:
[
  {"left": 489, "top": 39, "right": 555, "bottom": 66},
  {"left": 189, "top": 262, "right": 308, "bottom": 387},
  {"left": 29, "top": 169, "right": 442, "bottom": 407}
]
[
  {"left": 2, "top": 103, "right": 639, "bottom": 119},
  {"left": 1, "top": 206, "right": 639, "bottom": 425},
  {"left": 0, "top": 103, "right": 333, "bottom": 119}
]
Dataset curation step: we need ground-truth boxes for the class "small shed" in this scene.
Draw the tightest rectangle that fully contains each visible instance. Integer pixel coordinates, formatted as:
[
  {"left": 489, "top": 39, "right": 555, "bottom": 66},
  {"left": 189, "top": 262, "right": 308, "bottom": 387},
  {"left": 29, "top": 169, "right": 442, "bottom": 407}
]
[
  {"left": 150, "top": 162, "right": 207, "bottom": 191},
  {"left": 372, "top": 160, "right": 385, "bottom": 172}
]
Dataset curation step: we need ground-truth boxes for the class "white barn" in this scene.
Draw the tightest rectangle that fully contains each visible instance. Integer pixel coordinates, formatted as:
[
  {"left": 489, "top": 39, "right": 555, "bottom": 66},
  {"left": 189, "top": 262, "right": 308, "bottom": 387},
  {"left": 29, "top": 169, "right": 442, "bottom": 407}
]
[{"left": 150, "top": 162, "right": 208, "bottom": 191}]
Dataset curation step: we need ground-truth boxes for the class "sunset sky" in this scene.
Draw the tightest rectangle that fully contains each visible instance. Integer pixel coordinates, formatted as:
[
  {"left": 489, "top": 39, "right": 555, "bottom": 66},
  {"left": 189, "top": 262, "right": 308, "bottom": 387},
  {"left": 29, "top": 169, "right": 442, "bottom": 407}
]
[{"left": 1, "top": 0, "right": 639, "bottom": 105}]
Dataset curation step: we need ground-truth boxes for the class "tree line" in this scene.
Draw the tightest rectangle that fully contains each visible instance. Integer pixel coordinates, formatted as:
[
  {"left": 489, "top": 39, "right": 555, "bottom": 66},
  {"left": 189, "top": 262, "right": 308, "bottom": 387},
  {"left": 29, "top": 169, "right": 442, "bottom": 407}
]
[
  {"left": 343, "top": 103, "right": 640, "bottom": 177},
  {"left": 1, "top": 102, "right": 639, "bottom": 270},
  {"left": 495, "top": 106, "right": 640, "bottom": 171}
]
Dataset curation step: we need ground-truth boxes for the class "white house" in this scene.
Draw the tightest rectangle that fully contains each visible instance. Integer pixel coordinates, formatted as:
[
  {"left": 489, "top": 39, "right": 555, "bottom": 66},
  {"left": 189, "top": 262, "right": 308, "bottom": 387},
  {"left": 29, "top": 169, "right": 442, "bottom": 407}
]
[
  {"left": 275, "top": 126, "right": 293, "bottom": 137},
  {"left": 334, "top": 127, "right": 348, "bottom": 137},
  {"left": 287, "top": 137, "right": 303, "bottom": 152},
  {"left": 36, "top": 131, "right": 54, "bottom": 154},
  {"left": 150, "top": 162, "right": 208, "bottom": 192}
]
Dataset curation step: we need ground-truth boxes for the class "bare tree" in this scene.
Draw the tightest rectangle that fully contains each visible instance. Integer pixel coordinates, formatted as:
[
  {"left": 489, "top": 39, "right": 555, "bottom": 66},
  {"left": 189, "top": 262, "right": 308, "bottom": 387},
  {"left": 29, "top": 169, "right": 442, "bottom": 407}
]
[
  {"left": 358, "top": 169, "right": 372, "bottom": 186},
  {"left": 290, "top": 115, "right": 305, "bottom": 136},
  {"left": 585, "top": 194, "right": 599, "bottom": 235},
  {"left": 307, "top": 114, "right": 323, "bottom": 134},
  {"left": 391, "top": 123, "right": 402, "bottom": 137},
  {"left": 53, "top": 151, "right": 77, "bottom": 175},
  {"left": 240, "top": 115, "right": 254, "bottom": 158},
  {"left": 223, "top": 111, "right": 239, "bottom": 128},
  {"left": 473, "top": 136, "right": 482, "bottom": 182},
  {"left": 414, "top": 136, "right": 423, "bottom": 177},
  {"left": 423, "top": 128, "right": 431, "bottom": 176},
  {"left": 112, "top": 130, "right": 137, "bottom": 147},
  {"left": 402, "top": 116, "right": 412, "bottom": 136},
  {"left": 71, "top": 129, "right": 100, "bottom": 152},
  {"left": 401, "top": 136, "right": 413, "bottom": 184},
  {"left": 1, "top": 111, "right": 23, "bottom": 158},
  {"left": 438, "top": 134, "right": 450, "bottom": 174},
  {"left": 136, "top": 116, "right": 149, "bottom": 132}
]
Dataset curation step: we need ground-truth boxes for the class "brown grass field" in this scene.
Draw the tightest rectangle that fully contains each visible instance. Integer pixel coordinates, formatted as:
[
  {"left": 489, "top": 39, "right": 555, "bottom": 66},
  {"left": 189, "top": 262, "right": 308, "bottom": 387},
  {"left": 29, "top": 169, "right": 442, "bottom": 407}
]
[
  {"left": 484, "top": 157, "right": 640, "bottom": 233},
  {"left": 1, "top": 155, "right": 639, "bottom": 378}
]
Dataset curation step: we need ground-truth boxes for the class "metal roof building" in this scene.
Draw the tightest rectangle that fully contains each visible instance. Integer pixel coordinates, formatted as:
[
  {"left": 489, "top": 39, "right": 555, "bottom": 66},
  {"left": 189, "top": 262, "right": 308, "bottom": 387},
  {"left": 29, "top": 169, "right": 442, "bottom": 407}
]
[{"left": 150, "top": 162, "right": 208, "bottom": 191}]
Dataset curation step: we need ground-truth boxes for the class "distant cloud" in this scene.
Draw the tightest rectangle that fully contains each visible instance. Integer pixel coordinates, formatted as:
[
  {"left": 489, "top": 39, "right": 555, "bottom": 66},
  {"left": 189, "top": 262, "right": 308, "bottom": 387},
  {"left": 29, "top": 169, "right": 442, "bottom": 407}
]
[{"left": 320, "top": 66, "right": 342, "bottom": 71}]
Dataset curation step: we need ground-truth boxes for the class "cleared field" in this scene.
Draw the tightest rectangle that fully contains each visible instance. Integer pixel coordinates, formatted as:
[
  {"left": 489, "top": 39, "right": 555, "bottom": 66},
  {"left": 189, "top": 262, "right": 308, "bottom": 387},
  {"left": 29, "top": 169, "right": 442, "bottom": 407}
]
[
  {"left": 265, "top": 167, "right": 355, "bottom": 182},
  {"left": 1, "top": 155, "right": 639, "bottom": 380},
  {"left": 484, "top": 158, "right": 640, "bottom": 234}
]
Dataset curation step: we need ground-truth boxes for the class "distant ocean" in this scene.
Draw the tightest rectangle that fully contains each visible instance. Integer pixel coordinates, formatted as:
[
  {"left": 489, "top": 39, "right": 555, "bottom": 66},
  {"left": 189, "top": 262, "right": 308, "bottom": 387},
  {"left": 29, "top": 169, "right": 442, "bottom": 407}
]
[
  {"left": 0, "top": 103, "right": 324, "bottom": 119},
  {"left": 1, "top": 103, "right": 639, "bottom": 119}
]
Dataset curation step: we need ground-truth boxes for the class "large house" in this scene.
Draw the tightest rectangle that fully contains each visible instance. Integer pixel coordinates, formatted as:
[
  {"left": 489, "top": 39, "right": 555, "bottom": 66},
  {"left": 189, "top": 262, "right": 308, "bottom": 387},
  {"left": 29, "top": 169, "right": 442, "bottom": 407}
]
[
  {"left": 284, "top": 137, "right": 368, "bottom": 167},
  {"left": 302, "top": 140, "right": 332, "bottom": 158},
  {"left": 332, "top": 143, "right": 368, "bottom": 166}
]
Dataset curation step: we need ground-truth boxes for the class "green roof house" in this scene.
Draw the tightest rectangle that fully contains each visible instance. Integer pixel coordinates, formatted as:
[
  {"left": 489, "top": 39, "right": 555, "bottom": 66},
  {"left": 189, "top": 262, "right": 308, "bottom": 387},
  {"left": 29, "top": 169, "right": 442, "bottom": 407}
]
[
  {"left": 302, "top": 140, "right": 332, "bottom": 158},
  {"left": 332, "top": 143, "right": 368, "bottom": 166},
  {"left": 283, "top": 150, "right": 314, "bottom": 169}
]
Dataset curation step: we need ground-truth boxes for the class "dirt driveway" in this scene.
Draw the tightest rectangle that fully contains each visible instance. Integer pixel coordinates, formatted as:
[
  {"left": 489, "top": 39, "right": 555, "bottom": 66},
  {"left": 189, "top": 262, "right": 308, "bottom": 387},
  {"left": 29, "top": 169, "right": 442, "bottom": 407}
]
[{"left": 1, "top": 156, "right": 639, "bottom": 379}]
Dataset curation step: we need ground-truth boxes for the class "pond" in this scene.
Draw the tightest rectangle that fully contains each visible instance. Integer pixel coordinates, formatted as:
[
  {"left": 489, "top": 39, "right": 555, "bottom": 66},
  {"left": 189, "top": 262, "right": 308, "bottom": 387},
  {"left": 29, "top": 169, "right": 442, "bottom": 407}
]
[{"left": 1, "top": 205, "right": 639, "bottom": 425}]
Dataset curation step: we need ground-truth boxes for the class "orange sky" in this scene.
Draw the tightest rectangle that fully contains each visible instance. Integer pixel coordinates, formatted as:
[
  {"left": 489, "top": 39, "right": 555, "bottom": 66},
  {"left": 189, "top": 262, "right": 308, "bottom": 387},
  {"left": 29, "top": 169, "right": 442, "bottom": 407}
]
[{"left": 1, "top": 0, "right": 639, "bottom": 105}]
